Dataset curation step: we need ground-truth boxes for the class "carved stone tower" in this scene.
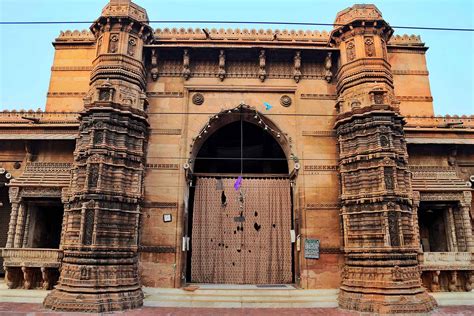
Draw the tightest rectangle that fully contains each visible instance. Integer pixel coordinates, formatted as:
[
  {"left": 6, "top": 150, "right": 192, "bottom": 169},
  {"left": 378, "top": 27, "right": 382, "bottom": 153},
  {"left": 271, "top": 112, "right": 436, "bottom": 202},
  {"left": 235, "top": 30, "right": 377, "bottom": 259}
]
[
  {"left": 44, "top": 0, "right": 153, "bottom": 312},
  {"left": 330, "top": 5, "right": 437, "bottom": 313}
]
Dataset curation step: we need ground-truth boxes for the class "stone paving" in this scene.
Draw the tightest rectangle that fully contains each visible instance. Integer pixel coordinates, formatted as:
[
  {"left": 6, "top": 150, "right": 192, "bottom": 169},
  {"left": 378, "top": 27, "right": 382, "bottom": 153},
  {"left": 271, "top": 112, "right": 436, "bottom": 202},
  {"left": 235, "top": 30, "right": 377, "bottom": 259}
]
[{"left": 1, "top": 303, "right": 474, "bottom": 316}]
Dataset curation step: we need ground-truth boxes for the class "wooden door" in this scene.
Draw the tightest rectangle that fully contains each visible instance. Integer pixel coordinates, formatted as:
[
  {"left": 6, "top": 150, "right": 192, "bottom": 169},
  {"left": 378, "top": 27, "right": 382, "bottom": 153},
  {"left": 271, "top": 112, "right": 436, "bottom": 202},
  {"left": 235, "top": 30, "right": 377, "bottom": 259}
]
[{"left": 190, "top": 177, "right": 292, "bottom": 284}]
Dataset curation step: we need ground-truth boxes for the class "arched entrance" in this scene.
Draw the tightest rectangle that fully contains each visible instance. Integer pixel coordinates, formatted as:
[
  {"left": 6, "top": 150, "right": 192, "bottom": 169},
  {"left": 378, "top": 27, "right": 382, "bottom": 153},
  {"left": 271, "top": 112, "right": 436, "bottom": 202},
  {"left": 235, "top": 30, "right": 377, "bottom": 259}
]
[{"left": 185, "top": 104, "right": 295, "bottom": 285}]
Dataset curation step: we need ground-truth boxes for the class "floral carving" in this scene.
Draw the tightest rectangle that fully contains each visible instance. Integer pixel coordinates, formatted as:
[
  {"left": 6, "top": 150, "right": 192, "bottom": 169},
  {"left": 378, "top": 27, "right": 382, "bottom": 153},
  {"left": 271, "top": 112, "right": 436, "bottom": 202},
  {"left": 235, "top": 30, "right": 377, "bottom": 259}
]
[
  {"left": 192, "top": 93, "right": 204, "bottom": 105},
  {"left": 280, "top": 95, "right": 292, "bottom": 107},
  {"left": 346, "top": 40, "right": 355, "bottom": 61},
  {"left": 364, "top": 37, "right": 375, "bottom": 57},
  {"left": 108, "top": 33, "right": 119, "bottom": 53},
  {"left": 127, "top": 36, "right": 137, "bottom": 56}
]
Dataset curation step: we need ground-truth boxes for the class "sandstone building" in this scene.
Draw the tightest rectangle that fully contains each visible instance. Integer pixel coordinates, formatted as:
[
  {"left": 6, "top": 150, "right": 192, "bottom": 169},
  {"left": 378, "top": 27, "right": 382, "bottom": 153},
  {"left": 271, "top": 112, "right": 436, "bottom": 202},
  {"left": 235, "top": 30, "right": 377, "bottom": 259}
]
[{"left": 0, "top": 0, "right": 473, "bottom": 313}]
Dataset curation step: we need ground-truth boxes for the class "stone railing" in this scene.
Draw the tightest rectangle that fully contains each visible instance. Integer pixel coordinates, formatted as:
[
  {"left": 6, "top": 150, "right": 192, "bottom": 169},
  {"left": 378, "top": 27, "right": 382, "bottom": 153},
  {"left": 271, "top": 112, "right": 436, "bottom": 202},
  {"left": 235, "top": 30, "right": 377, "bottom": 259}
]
[
  {"left": 420, "top": 252, "right": 473, "bottom": 270},
  {"left": 2, "top": 248, "right": 63, "bottom": 290},
  {"left": 2, "top": 248, "right": 63, "bottom": 268}
]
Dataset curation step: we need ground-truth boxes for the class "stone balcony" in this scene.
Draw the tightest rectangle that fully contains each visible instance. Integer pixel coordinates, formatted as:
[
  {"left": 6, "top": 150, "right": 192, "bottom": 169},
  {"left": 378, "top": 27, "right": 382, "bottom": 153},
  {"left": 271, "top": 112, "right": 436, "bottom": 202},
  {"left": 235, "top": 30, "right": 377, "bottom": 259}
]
[
  {"left": 419, "top": 252, "right": 473, "bottom": 292},
  {"left": 1, "top": 248, "right": 63, "bottom": 290},
  {"left": 420, "top": 252, "right": 473, "bottom": 271}
]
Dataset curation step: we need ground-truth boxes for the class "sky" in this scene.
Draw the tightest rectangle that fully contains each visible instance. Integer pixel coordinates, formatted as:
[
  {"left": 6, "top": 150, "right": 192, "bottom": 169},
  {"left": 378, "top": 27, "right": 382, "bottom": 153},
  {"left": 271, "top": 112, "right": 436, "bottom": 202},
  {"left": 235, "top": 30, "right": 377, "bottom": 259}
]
[{"left": 0, "top": 0, "right": 473, "bottom": 115}]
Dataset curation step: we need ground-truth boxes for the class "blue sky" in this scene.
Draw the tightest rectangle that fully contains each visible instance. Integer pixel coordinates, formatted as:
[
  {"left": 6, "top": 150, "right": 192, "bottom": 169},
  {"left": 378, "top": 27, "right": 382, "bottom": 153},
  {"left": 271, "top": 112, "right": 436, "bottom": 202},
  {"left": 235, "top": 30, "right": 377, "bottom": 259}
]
[{"left": 0, "top": 0, "right": 473, "bottom": 115}]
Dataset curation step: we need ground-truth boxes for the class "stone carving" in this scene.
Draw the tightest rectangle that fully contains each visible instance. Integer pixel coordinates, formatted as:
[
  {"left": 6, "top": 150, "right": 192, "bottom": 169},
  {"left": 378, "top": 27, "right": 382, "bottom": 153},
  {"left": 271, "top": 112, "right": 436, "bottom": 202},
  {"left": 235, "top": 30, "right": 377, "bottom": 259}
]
[
  {"left": 350, "top": 99, "right": 361, "bottom": 109},
  {"left": 127, "top": 36, "right": 137, "bottom": 56},
  {"left": 182, "top": 49, "right": 191, "bottom": 80},
  {"left": 293, "top": 51, "right": 301, "bottom": 83},
  {"left": 324, "top": 52, "right": 332, "bottom": 82},
  {"left": 384, "top": 168, "right": 394, "bottom": 190},
  {"left": 82, "top": 209, "right": 94, "bottom": 245},
  {"left": 331, "top": 5, "right": 436, "bottom": 313},
  {"left": 364, "top": 37, "right": 375, "bottom": 57},
  {"left": 388, "top": 211, "right": 400, "bottom": 246},
  {"left": 280, "top": 95, "right": 292, "bottom": 107},
  {"left": 346, "top": 40, "right": 355, "bottom": 62},
  {"left": 96, "top": 36, "right": 103, "bottom": 56},
  {"left": 192, "top": 93, "right": 204, "bottom": 105},
  {"left": 380, "top": 135, "right": 390, "bottom": 147},
  {"left": 108, "top": 33, "right": 119, "bottom": 53},
  {"left": 381, "top": 38, "right": 388, "bottom": 60},
  {"left": 44, "top": 2, "right": 153, "bottom": 312},
  {"left": 258, "top": 49, "right": 266, "bottom": 82},
  {"left": 218, "top": 49, "right": 226, "bottom": 81},
  {"left": 150, "top": 48, "right": 159, "bottom": 81}
]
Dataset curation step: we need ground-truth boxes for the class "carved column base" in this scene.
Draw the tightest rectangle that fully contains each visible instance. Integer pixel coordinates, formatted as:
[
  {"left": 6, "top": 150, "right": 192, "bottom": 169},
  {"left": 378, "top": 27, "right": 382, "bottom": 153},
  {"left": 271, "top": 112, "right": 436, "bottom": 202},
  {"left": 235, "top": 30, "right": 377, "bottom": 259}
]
[
  {"left": 22, "top": 266, "right": 36, "bottom": 289},
  {"left": 43, "top": 252, "right": 143, "bottom": 312},
  {"left": 338, "top": 289, "right": 437, "bottom": 314},
  {"left": 4, "top": 267, "right": 22, "bottom": 289},
  {"left": 338, "top": 253, "right": 437, "bottom": 313},
  {"left": 44, "top": 288, "right": 143, "bottom": 313}
]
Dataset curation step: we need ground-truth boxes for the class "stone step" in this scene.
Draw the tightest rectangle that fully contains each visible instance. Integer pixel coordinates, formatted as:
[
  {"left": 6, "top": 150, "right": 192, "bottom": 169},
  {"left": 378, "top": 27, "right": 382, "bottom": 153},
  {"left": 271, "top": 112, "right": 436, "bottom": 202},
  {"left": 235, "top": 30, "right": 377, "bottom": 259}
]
[
  {"left": 144, "top": 287, "right": 338, "bottom": 295},
  {"left": 431, "top": 291, "right": 474, "bottom": 306},
  {"left": 145, "top": 294, "right": 338, "bottom": 302},
  {"left": 143, "top": 287, "right": 339, "bottom": 308}
]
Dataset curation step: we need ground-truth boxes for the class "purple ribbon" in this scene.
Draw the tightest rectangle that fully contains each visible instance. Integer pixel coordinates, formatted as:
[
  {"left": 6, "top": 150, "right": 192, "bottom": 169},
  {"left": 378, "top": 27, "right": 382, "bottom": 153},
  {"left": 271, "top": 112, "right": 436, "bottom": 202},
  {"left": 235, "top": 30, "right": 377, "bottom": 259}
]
[{"left": 234, "top": 176, "right": 243, "bottom": 190}]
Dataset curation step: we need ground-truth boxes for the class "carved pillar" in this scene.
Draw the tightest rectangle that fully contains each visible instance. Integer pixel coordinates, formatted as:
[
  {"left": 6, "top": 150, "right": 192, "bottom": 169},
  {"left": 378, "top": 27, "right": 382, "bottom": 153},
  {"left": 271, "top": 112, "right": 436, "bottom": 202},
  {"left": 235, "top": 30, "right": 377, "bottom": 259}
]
[
  {"left": 22, "top": 209, "right": 31, "bottom": 247},
  {"left": 449, "top": 271, "right": 458, "bottom": 292},
  {"left": 412, "top": 191, "right": 421, "bottom": 251},
  {"left": 13, "top": 202, "right": 25, "bottom": 248},
  {"left": 466, "top": 271, "right": 473, "bottom": 292},
  {"left": 22, "top": 266, "right": 35, "bottom": 289},
  {"left": 431, "top": 270, "right": 441, "bottom": 292},
  {"left": 6, "top": 202, "right": 19, "bottom": 248},
  {"left": 460, "top": 193, "right": 474, "bottom": 251},
  {"left": 331, "top": 4, "right": 436, "bottom": 313},
  {"left": 4, "top": 267, "right": 21, "bottom": 289},
  {"left": 44, "top": 0, "right": 153, "bottom": 313},
  {"left": 446, "top": 207, "right": 458, "bottom": 252}
]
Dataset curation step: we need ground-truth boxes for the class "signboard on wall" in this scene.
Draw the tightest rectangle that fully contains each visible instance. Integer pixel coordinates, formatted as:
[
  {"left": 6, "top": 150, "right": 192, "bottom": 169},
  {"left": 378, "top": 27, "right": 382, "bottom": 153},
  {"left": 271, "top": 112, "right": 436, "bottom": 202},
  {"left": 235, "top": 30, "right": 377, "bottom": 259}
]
[{"left": 304, "top": 239, "right": 320, "bottom": 259}]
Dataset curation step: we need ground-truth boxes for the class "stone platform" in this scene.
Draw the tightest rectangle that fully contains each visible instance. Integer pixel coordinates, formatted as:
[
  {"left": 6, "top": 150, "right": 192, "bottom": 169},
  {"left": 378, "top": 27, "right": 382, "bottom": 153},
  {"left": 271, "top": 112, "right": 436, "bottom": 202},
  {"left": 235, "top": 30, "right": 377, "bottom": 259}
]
[{"left": 1, "top": 281, "right": 474, "bottom": 314}]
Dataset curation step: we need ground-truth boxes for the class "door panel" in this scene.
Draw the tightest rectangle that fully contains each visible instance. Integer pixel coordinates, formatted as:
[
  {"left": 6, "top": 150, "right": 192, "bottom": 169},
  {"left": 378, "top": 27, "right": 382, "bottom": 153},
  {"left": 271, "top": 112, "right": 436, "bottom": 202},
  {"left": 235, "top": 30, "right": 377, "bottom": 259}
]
[{"left": 191, "top": 177, "right": 292, "bottom": 284}]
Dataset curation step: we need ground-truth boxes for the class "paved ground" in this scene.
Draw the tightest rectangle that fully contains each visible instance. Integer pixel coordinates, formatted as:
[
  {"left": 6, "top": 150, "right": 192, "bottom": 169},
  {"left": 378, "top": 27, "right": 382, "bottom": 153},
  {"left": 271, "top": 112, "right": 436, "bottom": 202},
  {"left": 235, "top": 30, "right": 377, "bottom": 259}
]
[{"left": 1, "top": 303, "right": 474, "bottom": 316}]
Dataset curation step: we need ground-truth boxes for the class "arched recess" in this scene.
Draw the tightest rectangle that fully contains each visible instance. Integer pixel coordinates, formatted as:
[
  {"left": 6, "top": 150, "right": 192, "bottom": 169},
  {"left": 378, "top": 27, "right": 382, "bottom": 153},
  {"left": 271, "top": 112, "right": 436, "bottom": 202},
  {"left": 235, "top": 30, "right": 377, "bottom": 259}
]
[
  {"left": 183, "top": 103, "right": 298, "bottom": 285},
  {"left": 187, "top": 103, "right": 295, "bottom": 175}
]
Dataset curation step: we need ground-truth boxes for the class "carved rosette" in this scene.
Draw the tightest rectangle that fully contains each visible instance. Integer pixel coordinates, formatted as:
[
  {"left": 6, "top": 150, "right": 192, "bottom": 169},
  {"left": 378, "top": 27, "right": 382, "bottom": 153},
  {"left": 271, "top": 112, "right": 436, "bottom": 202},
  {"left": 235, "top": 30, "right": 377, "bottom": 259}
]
[{"left": 43, "top": 0, "right": 153, "bottom": 313}]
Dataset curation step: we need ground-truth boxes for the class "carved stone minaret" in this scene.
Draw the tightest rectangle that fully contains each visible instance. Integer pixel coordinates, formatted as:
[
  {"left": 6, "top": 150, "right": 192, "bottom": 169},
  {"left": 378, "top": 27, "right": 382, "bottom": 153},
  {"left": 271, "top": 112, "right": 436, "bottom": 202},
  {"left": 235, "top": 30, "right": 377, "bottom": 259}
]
[
  {"left": 44, "top": 0, "right": 153, "bottom": 312},
  {"left": 330, "top": 5, "right": 436, "bottom": 314}
]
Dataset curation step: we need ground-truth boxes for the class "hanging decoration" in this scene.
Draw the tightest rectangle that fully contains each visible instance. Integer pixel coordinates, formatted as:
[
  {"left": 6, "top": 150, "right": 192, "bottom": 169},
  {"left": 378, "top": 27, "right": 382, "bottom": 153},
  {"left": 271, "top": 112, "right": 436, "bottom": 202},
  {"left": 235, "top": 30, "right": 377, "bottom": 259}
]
[{"left": 234, "top": 176, "right": 243, "bottom": 191}]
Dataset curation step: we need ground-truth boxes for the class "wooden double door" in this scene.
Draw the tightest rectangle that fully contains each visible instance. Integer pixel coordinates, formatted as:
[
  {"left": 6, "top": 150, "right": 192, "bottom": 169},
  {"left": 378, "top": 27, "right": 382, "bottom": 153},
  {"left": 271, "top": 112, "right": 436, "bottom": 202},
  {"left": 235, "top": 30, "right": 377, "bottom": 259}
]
[{"left": 189, "top": 177, "right": 293, "bottom": 284}]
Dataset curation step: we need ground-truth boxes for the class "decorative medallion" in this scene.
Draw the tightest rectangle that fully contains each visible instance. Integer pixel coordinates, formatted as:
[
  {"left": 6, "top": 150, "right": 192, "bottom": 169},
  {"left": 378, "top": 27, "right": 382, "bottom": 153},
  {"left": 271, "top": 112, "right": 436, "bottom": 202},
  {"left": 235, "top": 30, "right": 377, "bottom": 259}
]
[
  {"left": 192, "top": 93, "right": 204, "bottom": 105},
  {"left": 280, "top": 95, "right": 292, "bottom": 107}
]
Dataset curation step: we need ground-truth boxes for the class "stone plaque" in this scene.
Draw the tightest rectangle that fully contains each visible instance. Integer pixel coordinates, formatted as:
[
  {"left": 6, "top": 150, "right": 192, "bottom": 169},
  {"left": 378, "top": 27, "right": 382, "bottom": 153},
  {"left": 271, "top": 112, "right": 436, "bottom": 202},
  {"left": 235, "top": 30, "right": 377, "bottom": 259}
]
[{"left": 304, "top": 239, "right": 320, "bottom": 259}]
